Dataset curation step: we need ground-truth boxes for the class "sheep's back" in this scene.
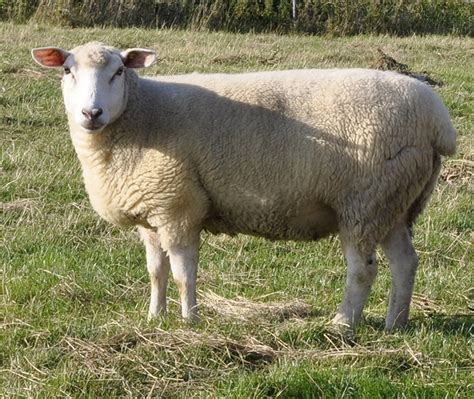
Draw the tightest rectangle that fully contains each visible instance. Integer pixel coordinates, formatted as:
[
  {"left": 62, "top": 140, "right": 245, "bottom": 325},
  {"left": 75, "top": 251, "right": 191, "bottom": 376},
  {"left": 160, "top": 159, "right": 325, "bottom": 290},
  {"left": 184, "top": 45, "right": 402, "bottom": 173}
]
[{"left": 140, "top": 69, "right": 450, "bottom": 240}]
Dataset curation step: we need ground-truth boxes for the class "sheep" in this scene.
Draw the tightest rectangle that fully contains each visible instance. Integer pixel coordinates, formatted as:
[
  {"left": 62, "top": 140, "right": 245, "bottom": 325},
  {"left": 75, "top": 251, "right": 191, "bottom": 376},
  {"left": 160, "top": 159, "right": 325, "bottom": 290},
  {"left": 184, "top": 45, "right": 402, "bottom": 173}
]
[{"left": 31, "top": 42, "right": 456, "bottom": 332}]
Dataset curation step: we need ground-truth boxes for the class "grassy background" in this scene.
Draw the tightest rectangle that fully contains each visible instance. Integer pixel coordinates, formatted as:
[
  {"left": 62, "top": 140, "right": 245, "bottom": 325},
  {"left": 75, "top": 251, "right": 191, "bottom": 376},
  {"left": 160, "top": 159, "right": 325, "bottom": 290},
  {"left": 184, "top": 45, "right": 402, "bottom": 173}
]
[
  {"left": 1, "top": 0, "right": 473, "bottom": 36},
  {"left": 1, "top": 23, "right": 473, "bottom": 397}
]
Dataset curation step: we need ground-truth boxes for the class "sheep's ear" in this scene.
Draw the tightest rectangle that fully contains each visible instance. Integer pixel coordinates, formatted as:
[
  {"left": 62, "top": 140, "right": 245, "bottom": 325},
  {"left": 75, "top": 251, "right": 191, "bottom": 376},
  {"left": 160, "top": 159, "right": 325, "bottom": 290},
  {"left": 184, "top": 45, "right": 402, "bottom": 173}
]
[
  {"left": 121, "top": 48, "right": 156, "bottom": 69},
  {"left": 31, "top": 47, "right": 70, "bottom": 68}
]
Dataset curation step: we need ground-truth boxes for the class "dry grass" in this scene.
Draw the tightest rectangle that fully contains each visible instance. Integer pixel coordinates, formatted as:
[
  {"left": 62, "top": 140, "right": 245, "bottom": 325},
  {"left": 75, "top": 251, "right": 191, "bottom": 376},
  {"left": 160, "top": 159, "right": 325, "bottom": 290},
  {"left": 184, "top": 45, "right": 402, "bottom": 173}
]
[
  {"left": 4, "top": 300, "right": 440, "bottom": 397},
  {"left": 441, "top": 157, "right": 474, "bottom": 188},
  {"left": 0, "top": 198, "right": 39, "bottom": 212},
  {"left": 202, "top": 291, "right": 312, "bottom": 323}
]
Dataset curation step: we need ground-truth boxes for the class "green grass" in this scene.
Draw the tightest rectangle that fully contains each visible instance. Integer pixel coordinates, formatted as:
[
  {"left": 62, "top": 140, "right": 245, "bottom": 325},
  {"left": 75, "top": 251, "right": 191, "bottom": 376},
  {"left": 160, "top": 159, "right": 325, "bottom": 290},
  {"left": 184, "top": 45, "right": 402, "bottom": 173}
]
[
  {"left": 1, "top": 23, "right": 473, "bottom": 397},
  {"left": 1, "top": 0, "right": 472, "bottom": 36}
]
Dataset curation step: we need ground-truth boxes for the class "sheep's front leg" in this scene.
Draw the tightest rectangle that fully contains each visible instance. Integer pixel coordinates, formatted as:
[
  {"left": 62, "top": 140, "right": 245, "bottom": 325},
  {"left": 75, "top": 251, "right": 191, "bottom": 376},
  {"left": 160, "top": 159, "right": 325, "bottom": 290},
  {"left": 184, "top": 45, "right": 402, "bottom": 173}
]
[
  {"left": 382, "top": 223, "right": 418, "bottom": 331},
  {"left": 168, "top": 240, "right": 200, "bottom": 322},
  {"left": 139, "top": 227, "right": 170, "bottom": 320},
  {"left": 332, "top": 240, "right": 378, "bottom": 330}
]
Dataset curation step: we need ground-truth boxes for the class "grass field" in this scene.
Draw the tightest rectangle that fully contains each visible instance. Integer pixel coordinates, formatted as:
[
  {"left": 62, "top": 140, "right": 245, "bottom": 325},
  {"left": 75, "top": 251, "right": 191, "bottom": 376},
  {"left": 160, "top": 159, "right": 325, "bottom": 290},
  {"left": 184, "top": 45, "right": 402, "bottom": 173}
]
[{"left": 0, "top": 23, "right": 473, "bottom": 397}]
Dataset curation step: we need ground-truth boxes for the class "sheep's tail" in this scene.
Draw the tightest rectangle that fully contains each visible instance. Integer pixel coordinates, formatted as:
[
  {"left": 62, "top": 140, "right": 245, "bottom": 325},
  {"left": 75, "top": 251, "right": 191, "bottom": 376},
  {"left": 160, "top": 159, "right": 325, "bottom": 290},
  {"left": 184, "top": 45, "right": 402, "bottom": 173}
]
[{"left": 429, "top": 92, "right": 457, "bottom": 156}]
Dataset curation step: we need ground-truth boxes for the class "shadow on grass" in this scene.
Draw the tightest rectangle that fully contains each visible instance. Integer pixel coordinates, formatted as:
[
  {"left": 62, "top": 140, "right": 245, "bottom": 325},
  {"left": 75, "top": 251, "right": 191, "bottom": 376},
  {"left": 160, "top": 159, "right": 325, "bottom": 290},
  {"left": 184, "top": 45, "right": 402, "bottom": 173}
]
[
  {"left": 411, "top": 313, "right": 473, "bottom": 337},
  {"left": 364, "top": 313, "right": 473, "bottom": 337}
]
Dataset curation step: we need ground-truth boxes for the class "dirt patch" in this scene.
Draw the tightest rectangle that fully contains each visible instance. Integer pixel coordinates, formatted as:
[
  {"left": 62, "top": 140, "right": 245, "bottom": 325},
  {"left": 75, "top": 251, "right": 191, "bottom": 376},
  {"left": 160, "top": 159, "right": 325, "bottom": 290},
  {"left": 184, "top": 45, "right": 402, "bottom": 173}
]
[
  {"left": 0, "top": 198, "right": 38, "bottom": 213},
  {"left": 1, "top": 62, "right": 53, "bottom": 80},
  {"left": 211, "top": 49, "right": 282, "bottom": 66},
  {"left": 440, "top": 156, "right": 474, "bottom": 190},
  {"left": 371, "top": 48, "right": 442, "bottom": 86}
]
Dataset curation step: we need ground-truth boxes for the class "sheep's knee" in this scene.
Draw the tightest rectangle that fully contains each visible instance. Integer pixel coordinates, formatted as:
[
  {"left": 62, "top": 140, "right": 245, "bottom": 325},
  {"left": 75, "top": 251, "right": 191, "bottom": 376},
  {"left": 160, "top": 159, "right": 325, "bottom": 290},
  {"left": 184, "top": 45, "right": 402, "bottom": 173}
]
[{"left": 333, "top": 241, "right": 377, "bottom": 330}]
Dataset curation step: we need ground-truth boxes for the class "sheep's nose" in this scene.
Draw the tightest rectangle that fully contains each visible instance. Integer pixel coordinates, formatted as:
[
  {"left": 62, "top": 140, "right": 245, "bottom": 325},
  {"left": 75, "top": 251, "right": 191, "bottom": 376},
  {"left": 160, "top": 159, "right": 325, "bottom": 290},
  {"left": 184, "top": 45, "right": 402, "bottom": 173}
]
[{"left": 82, "top": 108, "right": 103, "bottom": 120}]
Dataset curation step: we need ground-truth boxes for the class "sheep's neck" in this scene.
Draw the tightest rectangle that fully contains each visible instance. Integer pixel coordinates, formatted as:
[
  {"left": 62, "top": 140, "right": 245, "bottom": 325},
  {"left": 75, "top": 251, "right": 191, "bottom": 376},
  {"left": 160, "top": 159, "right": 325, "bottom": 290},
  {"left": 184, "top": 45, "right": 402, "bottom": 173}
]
[
  {"left": 70, "top": 126, "right": 135, "bottom": 225},
  {"left": 70, "top": 127, "right": 113, "bottom": 173}
]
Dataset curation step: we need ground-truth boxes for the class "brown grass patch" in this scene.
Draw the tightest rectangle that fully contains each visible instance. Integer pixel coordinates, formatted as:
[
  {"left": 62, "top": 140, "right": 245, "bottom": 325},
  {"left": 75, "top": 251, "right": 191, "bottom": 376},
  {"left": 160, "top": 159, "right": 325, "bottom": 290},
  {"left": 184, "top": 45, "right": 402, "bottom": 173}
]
[
  {"left": 57, "top": 326, "right": 276, "bottom": 395},
  {"left": 440, "top": 158, "right": 474, "bottom": 189},
  {"left": 202, "top": 291, "right": 312, "bottom": 323},
  {"left": 0, "top": 198, "right": 38, "bottom": 213},
  {"left": 55, "top": 326, "right": 429, "bottom": 395},
  {"left": 412, "top": 293, "right": 443, "bottom": 314}
]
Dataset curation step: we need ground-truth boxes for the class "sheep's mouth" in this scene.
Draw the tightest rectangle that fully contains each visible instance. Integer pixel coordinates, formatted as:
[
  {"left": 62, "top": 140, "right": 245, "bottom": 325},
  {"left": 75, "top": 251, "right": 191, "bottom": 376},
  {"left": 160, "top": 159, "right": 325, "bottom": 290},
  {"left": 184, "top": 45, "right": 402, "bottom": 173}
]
[{"left": 80, "top": 122, "right": 106, "bottom": 133}]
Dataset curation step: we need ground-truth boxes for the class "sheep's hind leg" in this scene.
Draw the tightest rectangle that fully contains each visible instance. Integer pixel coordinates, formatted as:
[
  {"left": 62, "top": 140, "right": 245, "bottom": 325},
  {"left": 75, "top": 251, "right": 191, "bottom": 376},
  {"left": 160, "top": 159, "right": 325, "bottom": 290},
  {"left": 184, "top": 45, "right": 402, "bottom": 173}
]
[
  {"left": 332, "top": 239, "right": 378, "bottom": 330},
  {"left": 382, "top": 222, "right": 418, "bottom": 331},
  {"left": 168, "top": 240, "right": 200, "bottom": 323},
  {"left": 139, "top": 227, "right": 170, "bottom": 320}
]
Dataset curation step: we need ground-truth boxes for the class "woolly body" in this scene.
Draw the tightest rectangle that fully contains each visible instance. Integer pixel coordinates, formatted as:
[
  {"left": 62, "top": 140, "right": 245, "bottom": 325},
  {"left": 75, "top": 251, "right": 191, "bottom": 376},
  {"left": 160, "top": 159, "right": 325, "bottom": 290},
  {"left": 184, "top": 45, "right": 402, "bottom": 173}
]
[
  {"left": 32, "top": 43, "right": 456, "bottom": 331},
  {"left": 72, "top": 65, "right": 454, "bottom": 251}
]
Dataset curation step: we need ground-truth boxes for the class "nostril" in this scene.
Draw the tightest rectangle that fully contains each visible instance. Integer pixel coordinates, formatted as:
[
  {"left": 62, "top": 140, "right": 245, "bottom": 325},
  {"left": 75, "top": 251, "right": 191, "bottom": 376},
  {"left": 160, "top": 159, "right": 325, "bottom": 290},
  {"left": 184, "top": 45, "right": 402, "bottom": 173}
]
[
  {"left": 82, "top": 108, "right": 92, "bottom": 120},
  {"left": 82, "top": 108, "right": 103, "bottom": 121},
  {"left": 91, "top": 108, "right": 103, "bottom": 118}
]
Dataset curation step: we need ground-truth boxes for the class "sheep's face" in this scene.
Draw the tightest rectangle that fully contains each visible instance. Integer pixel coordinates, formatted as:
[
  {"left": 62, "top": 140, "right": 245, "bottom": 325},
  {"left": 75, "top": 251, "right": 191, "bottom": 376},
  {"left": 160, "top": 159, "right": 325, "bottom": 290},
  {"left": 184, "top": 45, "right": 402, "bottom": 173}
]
[{"left": 31, "top": 43, "right": 156, "bottom": 133}]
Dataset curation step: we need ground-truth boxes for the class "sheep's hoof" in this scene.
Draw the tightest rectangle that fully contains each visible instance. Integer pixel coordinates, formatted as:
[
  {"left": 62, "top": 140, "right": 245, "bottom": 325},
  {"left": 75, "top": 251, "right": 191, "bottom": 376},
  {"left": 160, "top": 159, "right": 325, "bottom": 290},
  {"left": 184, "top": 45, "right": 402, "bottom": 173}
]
[
  {"left": 325, "top": 323, "right": 356, "bottom": 346},
  {"left": 384, "top": 321, "right": 409, "bottom": 333},
  {"left": 147, "top": 308, "right": 167, "bottom": 322},
  {"left": 183, "top": 311, "right": 200, "bottom": 325}
]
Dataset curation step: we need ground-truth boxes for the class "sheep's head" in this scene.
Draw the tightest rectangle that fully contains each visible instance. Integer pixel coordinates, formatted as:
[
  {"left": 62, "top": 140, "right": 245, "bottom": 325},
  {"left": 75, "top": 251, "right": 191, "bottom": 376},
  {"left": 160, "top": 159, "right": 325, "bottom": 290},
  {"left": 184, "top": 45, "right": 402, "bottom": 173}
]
[{"left": 31, "top": 42, "right": 156, "bottom": 133}]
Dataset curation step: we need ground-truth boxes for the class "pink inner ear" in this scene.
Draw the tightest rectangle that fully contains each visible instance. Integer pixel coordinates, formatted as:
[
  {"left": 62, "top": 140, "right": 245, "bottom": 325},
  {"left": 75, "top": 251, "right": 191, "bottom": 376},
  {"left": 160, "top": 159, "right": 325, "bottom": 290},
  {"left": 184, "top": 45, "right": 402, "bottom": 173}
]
[
  {"left": 33, "top": 48, "right": 67, "bottom": 67},
  {"left": 123, "top": 50, "right": 155, "bottom": 69}
]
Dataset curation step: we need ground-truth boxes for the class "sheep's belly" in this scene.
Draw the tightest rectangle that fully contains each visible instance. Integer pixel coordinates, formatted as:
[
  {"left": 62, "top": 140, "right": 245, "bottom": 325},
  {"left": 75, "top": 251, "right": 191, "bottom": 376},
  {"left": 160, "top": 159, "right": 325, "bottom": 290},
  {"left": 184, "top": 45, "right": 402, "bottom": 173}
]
[{"left": 204, "top": 202, "right": 339, "bottom": 241}]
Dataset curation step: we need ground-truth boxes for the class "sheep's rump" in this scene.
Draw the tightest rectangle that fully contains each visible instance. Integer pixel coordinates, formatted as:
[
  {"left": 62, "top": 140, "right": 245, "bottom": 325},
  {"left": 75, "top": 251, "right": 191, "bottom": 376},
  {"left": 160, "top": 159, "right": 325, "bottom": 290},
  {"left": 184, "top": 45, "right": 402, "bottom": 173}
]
[{"left": 145, "top": 69, "right": 455, "bottom": 242}]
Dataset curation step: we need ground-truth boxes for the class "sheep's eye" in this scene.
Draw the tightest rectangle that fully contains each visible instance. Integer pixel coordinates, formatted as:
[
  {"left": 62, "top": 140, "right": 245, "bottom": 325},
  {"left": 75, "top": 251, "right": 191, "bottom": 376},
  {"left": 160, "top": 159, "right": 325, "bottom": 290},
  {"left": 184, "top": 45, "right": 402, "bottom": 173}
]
[
  {"left": 64, "top": 67, "right": 71, "bottom": 75},
  {"left": 115, "top": 67, "right": 125, "bottom": 76}
]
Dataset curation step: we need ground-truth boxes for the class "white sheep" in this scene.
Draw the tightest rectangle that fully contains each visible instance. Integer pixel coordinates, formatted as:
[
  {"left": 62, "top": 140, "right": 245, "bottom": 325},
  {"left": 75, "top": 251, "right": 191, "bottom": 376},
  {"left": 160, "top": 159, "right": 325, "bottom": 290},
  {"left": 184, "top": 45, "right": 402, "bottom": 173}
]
[{"left": 31, "top": 42, "right": 456, "bottom": 332}]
